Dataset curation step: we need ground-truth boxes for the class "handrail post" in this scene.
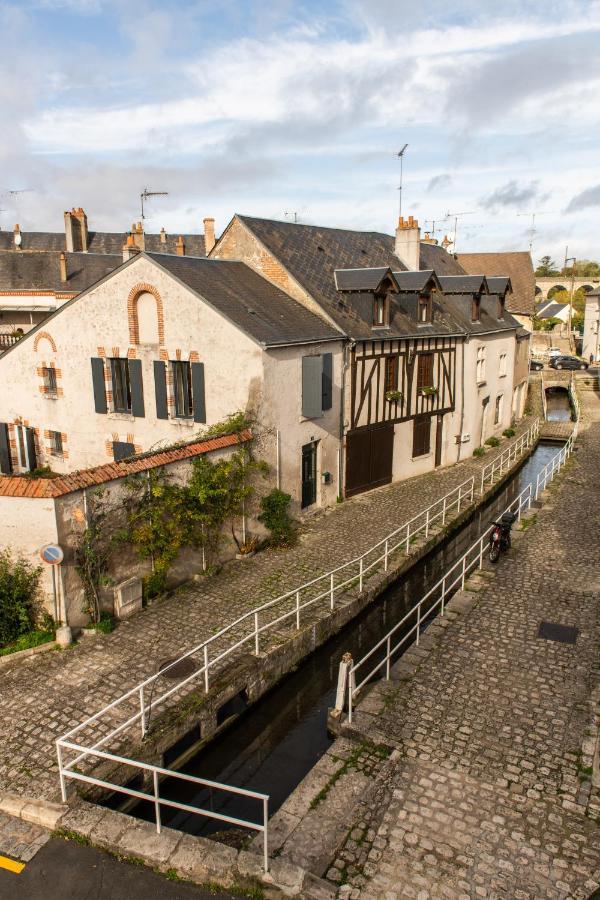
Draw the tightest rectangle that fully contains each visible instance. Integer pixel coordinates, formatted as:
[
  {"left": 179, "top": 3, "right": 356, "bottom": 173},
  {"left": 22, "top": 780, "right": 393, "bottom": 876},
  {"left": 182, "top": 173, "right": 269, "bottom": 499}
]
[
  {"left": 442, "top": 496, "right": 447, "bottom": 525},
  {"left": 57, "top": 741, "right": 67, "bottom": 803},
  {"left": 386, "top": 636, "right": 391, "bottom": 680},
  {"left": 139, "top": 686, "right": 147, "bottom": 738},
  {"left": 296, "top": 590, "right": 301, "bottom": 629},
  {"left": 405, "top": 523, "right": 410, "bottom": 553},
  {"left": 384, "top": 539, "right": 389, "bottom": 572},
  {"left": 254, "top": 612, "right": 260, "bottom": 655},
  {"left": 416, "top": 604, "right": 421, "bottom": 645},
  {"left": 479, "top": 535, "right": 484, "bottom": 569},
  {"left": 461, "top": 555, "right": 467, "bottom": 589},
  {"left": 458, "top": 485, "right": 462, "bottom": 509},
  {"left": 480, "top": 469, "right": 485, "bottom": 494},
  {"left": 203, "top": 645, "right": 209, "bottom": 692},
  {"left": 441, "top": 577, "right": 446, "bottom": 615},
  {"left": 347, "top": 675, "right": 353, "bottom": 724},
  {"left": 153, "top": 769, "right": 161, "bottom": 834},
  {"left": 425, "top": 508, "right": 430, "bottom": 538},
  {"left": 359, "top": 558, "right": 364, "bottom": 593},
  {"left": 330, "top": 573, "right": 335, "bottom": 611},
  {"left": 263, "top": 798, "right": 269, "bottom": 874}
]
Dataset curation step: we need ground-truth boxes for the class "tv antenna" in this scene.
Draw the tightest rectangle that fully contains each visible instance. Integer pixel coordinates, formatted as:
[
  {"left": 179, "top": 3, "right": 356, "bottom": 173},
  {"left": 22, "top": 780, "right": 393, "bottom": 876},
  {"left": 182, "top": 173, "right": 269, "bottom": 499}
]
[
  {"left": 140, "top": 188, "right": 168, "bottom": 221},
  {"left": 445, "top": 210, "right": 475, "bottom": 254},
  {"left": 397, "top": 144, "right": 409, "bottom": 219},
  {"left": 284, "top": 211, "right": 299, "bottom": 224},
  {"left": 516, "top": 210, "right": 556, "bottom": 255}
]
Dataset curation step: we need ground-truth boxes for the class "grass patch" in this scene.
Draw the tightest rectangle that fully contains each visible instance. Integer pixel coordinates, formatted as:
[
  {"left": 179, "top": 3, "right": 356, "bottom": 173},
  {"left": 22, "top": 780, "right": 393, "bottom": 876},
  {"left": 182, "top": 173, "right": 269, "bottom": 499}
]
[
  {"left": 473, "top": 447, "right": 485, "bottom": 458},
  {"left": 519, "top": 514, "right": 538, "bottom": 531},
  {"left": 54, "top": 828, "right": 91, "bottom": 847},
  {"left": 94, "top": 612, "right": 114, "bottom": 634},
  {"left": 0, "top": 629, "right": 54, "bottom": 656},
  {"left": 485, "top": 436, "right": 501, "bottom": 448}
]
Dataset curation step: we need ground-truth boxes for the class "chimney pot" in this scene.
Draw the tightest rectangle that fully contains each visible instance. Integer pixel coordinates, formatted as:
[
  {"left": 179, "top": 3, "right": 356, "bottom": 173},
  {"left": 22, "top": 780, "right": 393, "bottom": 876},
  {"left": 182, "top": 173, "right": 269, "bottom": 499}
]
[
  {"left": 59, "top": 252, "right": 68, "bottom": 283},
  {"left": 176, "top": 235, "right": 186, "bottom": 256},
  {"left": 160, "top": 227, "right": 166, "bottom": 244},
  {"left": 13, "top": 224, "right": 22, "bottom": 249},
  {"left": 203, "top": 217, "right": 216, "bottom": 254},
  {"left": 122, "top": 234, "right": 141, "bottom": 262}
]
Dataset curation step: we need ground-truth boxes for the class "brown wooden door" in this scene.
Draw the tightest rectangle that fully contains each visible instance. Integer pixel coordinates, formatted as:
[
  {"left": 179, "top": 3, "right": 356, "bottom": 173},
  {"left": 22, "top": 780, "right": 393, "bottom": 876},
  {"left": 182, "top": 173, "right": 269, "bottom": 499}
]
[{"left": 346, "top": 424, "right": 394, "bottom": 497}]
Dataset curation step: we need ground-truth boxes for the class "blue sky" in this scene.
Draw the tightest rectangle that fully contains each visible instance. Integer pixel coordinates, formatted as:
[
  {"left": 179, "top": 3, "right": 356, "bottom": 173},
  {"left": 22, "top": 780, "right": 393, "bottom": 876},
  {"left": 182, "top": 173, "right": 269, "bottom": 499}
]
[{"left": 1, "top": 0, "right": 600, "bottom": 265}]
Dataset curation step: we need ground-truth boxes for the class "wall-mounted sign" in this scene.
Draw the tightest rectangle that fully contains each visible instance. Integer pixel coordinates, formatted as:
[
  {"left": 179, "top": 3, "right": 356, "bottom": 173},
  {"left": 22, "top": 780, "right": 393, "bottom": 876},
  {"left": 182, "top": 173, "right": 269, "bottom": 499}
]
[{"left": 40, "top": 544, "right": 64, "bottom": 565}]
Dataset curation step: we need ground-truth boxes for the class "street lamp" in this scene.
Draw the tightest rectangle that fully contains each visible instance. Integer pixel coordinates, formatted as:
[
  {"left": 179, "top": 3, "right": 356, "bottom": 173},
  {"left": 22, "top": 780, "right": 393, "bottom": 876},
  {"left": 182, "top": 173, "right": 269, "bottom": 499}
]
[
  {"left": 564, "top": 252, "right": 576, "bottom": 341},
  {"left": 397, "top": 144, "right": 408, "bottom": 219}
]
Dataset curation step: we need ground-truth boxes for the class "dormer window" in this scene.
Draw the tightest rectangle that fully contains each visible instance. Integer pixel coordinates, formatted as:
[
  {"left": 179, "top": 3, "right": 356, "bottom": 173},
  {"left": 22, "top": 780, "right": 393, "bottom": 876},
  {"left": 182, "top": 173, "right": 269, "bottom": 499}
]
[
  {"left": 497, "top": 296, "right": 505, "bottom": 320},
  {"left": 471, "top": 295, "right": 481, "bottom": 322},
  {"left": 418, "top": 293, "right": 433, "bottom": 324},
  {"left": 373, "top": 293, "right": 388, "bottom": 327}
]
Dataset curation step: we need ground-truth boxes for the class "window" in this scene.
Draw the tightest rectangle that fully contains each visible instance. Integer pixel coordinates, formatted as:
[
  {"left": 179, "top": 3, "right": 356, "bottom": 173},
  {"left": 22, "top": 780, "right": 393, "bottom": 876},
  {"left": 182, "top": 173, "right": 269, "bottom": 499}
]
[
  {"left": 499, "top": 353, "right": 507, "bottom": 377},
  {"left": 412, "top": 416, "right": 431, "bottom": 457},
  {"left": 494, "top": 394, "right": 503, "bottom": 425},
  {"left": 416, "top": 353, "right": 434, "bottom": 391},
  {"left": 172, "top": 361, "right": 193, "bottom": 418},
  {"left": 497, "top": 296, "right": 505, "bottom": 320},
  {"left": 373, "top": 293, "right": 388, "bottom": 327},
  {"left": 113, "top": 441, "right": 135, "bottom": 461},
  {"left": 110, "top": 358, "right": 132, "bottom": 413},
  {"left": 476, "top": 346, "right": 486, "bottom": 383},
  {"left": 384, "top": 356, "right": 398, "bottom": 393},
  {"left": 43, "top": 366, "right": 57, "bottom": 396},
  {"left": 50, "top": 431, "right": 63, "bottom": 455},
  {"left": 302, "top": 353, "right": 333, "bottom": 417},
  {"left": 471, "top": 296, "right": 481, "bottom": 322},
  {"left": 418, "top": 294, "right": 432, "bottom": 324},
  {"left": 15, "top": 424, "right": 36, "bottom": 472}
]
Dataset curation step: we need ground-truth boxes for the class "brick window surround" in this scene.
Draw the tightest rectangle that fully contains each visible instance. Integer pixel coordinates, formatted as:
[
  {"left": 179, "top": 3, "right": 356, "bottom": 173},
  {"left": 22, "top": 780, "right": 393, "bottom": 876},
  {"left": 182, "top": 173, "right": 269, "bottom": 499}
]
[{"left": 127, "top": 283, "right": 165, "bottom": 345}]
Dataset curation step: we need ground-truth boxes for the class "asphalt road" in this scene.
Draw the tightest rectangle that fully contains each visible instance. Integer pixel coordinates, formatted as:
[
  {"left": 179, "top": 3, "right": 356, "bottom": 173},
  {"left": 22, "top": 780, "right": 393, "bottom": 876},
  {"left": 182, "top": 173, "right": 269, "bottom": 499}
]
[{"left": 0, "top": 837, "right": 239, "bottom": 899}]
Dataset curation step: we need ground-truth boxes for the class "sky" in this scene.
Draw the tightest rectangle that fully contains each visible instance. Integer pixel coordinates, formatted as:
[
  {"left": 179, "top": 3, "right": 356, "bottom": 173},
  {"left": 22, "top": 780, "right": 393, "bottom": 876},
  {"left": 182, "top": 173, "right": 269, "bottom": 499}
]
[{"left": 1, "top": 0, "right": 599, "bottom": 266}]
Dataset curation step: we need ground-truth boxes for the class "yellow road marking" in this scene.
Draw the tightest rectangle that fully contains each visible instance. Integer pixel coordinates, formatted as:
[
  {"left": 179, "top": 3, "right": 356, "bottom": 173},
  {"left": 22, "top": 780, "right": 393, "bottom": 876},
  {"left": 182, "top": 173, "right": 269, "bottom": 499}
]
[{"left": 0, "top": 855, "right": 25, "bottom": 874}]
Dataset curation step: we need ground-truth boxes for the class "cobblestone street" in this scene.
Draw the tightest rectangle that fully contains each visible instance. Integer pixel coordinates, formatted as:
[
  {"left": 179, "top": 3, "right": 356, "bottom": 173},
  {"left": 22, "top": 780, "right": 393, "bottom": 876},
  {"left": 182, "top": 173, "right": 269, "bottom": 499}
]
[{"left": 329, "top": 397, "right": 600, "bottom": 898}]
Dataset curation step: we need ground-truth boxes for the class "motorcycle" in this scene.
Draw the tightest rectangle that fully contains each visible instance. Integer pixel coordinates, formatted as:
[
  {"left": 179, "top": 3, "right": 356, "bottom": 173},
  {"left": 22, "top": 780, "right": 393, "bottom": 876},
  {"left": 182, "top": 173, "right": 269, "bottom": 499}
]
[{"left": 488, "top": 511, "right": 516, "bottom": 563}]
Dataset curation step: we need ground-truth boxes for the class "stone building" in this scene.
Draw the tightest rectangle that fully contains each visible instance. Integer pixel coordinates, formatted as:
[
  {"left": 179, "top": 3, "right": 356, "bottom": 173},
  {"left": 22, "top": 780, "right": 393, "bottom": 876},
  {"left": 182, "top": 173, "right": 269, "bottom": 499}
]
[
  {"left": 457, "top": 250, "right": 536, "bottom": 330},
  {"left": 583, "top": 288, "right": 600, "bottom": 362}
]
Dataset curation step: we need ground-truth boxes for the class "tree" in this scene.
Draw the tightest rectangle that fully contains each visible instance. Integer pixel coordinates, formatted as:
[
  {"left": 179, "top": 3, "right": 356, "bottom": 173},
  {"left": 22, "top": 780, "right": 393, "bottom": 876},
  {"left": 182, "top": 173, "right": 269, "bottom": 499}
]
[{"left": 535, "top": 255, "right": 559, "bottom": 277}]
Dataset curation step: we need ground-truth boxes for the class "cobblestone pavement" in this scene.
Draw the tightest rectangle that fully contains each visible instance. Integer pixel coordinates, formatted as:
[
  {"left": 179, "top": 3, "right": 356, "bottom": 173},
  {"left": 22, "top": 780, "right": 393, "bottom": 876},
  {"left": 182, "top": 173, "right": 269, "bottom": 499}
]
[
  {"left": 0, "top": 811, "right": 49, "bottom": 863},
  {"left": 0, "top": 419, "right": 534, "bottom": 804},
  {"left": 330, "top": 412, "right": 600, "bottom": 898}
]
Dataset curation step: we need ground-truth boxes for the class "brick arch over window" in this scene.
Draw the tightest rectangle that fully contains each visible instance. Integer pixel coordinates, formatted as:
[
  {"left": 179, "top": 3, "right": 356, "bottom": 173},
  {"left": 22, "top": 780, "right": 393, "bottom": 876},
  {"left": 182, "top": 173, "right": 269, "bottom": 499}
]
[
  {"left": 127, "top": 283, "right": 165, "bottom": 345},
  {"left": 33, "top": 331, "right": 57, "bottom": 353}
]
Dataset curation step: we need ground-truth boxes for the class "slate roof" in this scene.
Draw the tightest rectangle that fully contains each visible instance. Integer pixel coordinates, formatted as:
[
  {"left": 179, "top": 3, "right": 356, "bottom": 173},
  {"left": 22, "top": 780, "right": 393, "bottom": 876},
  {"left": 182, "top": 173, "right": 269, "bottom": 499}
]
[
  {"left": 0, "top": 431, "right": 251, "bottom": 498},
  {"left": 0, "top": 231, "right": 206, "bottom": 257},
  {"left": 392, "top": 270, "right": 442, "bottom": 293},
  {"left": 237, "top": 215, "right": 467, "bottom": 339},
  {"left": 538, "top": 302, "right": 568, "bottom": 319},
  {"left": 438, "top": 275, "right": 489, "bottom": 295},
  {"left": 458, "top": 251, "right": 535, "bottom": 316},
  {"left": 441, "top": 293, "right": 521, "bottom": 336},
  {"left": 419, "top": 242, "right": 466, "bottom": 276},
  {"left": 334, "top": 267, "right": 397, "bottom": 292},
  {"left": 0, "top": 251, "right": 121, "bottom": 293},
  {"left": 486, "top": 276, "right": 511, "bottom": 295},
  {"left": 148, "top": 253, "right": 342, "bottom": 347}
]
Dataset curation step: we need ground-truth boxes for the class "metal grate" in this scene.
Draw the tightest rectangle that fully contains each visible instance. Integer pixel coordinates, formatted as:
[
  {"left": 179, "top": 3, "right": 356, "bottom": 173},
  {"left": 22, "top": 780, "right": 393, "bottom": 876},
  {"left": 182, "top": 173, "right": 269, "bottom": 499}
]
[
  {"left": 158, "top": 657, "right": 197, "bottom": 680},
  {"left": 537, "top": 621, "right": 578, "bottom": 645}
]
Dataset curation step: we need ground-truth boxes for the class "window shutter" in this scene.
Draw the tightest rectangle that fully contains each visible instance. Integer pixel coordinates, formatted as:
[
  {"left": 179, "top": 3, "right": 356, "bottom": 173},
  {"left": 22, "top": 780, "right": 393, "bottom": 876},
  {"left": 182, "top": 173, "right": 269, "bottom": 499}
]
[
  {"left": 153, "top": 361, "right": 168, "bottom": 420},
  {"left": 113, "top": 441, "right": 135, "bottom": 461},
  {"left": 0, "top": 424, "right": 12, "bottom": 475},
  {"left": 321, "top": 353, "right": 332, "bottom": 411},
  {"left": 191, "top": 362, "right": 206, "bottom": 423},
  {"left": 412, "top": 417, "right": 431, "bottom": 457},
  {"left": 302, "top": 355, "right": 323, "bottom": 418},
  {"left": 129, "top": 359, "right": 145, "bottom": 418},
  {"left": 26, "top": 427, "right": 37, "bottom": 472},
  {"left": 91, "top": 358, "right": 107, "bottom": 414}
]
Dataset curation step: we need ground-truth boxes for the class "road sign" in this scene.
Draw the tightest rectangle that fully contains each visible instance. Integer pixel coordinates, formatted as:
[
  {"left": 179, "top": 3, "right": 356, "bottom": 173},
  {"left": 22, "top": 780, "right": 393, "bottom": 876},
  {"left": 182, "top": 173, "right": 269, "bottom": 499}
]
[{"left": 40, "top": 544, "right": 64, "bottom": 565}]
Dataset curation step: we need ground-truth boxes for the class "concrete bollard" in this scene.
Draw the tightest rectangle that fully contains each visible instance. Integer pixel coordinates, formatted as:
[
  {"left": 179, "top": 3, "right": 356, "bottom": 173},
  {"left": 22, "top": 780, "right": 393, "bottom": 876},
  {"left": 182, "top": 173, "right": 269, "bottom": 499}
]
[{"left": 55, "top": 626, "right": 73, "bottom": 647}]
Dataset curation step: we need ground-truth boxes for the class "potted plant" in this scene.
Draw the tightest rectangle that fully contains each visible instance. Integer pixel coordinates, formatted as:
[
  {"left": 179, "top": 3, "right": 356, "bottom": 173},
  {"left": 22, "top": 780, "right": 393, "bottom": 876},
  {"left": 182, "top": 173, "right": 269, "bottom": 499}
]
[
  {"left": 235, "top": 536, "right": 260, "bottom": 559},
  {"left": 385, "top": 389, "right": 403, "bottom": 403},
  {"left": 420, "top": 386, "right": 438, "bottom": 397}
]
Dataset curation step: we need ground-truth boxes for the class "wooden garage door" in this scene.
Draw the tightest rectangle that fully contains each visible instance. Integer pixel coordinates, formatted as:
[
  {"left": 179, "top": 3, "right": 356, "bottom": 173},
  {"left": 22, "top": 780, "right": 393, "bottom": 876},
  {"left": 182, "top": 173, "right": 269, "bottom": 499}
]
[{"left": 345, "top": 424, "right": 394, "bottom": 497}]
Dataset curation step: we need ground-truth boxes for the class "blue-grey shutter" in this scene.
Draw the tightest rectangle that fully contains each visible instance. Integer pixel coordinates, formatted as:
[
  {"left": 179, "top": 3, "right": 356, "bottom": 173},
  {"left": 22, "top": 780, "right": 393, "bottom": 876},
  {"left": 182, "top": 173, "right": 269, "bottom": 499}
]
[
  {"left": 129, "top": 359, "right": 145, "bottom": 418},
  {"left": 153, "top": 361, "right": 168, "bottom": 420},
  {"left": 321, "top": 352, "right": 332, "bottom": 411},
  {"left": 91, "top": 358, "right": 107, "bottom": 414},
  {"left": 191, "top": 362, "right": 206, "bottom": 423},
  {"left": 26, "top": 428, "right": 37, "bottom": 472},
  {"left": 113, "top": 441, "right": 135, "bottom": 461},
  {"left": 302, "top": 355, "right": 323, "bottom": 418},
  {"left": 0, "top": 424, "right": 12, "bottom": 475}
]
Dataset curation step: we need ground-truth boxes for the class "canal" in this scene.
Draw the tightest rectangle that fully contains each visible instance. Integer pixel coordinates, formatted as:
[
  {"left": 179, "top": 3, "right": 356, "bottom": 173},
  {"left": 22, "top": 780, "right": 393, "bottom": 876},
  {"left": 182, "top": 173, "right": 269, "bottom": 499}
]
[
  {"left": 545, "top": 388, "right": 573, "bottom": 422},
  {"left": 123, "top": 441, "right": 561, "bottom": 838}
]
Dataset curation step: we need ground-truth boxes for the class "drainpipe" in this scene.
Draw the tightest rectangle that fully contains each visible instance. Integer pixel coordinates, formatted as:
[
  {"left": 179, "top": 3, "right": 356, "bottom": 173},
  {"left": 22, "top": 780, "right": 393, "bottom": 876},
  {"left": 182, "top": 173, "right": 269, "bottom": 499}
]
[
  {"left": 456, "top": 336, "right": 467, "bottom": 462},
  {"left": 338, "top": 341, "right": 352, "bottom": 498},
  {"left": 276, "top": 429, "right": 281, "bottom": 490}
]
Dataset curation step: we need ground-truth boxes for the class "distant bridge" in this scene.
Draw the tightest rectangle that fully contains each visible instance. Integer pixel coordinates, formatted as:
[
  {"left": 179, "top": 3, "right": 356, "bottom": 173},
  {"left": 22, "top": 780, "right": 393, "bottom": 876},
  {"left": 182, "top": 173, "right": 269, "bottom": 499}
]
[{"left": 536, "top": 276, "right": 600, "bottom": 302}]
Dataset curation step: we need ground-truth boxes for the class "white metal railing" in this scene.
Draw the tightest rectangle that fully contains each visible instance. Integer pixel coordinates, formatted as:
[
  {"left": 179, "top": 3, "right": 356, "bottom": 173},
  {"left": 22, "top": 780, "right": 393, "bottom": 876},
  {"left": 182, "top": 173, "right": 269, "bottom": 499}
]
[
  {"left": 57, "top": 739, "right": 270, "bottom": 872},
  {"left": 345, "top": 433, "right": 577, "bottom": 724},
  {"left": 480, "top": 420, "right": 539, "bottom": 493}
]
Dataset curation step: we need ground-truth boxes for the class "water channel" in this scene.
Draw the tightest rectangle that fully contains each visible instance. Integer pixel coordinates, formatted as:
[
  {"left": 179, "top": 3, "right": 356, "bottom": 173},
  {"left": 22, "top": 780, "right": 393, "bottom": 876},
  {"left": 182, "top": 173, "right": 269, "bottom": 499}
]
[
  {"left": 545, "top": 387, "right": 574, "bottom": 422},
  {"left": 123, "top": 440, "right": 563, "bottom": 838}
]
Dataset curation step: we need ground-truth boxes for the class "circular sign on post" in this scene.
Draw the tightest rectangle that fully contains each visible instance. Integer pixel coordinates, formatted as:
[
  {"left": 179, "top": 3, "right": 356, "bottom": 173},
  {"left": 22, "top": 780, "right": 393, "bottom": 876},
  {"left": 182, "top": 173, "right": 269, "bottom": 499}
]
[{"left": 40, "top": 544, "right": 64, "bottom": 565}]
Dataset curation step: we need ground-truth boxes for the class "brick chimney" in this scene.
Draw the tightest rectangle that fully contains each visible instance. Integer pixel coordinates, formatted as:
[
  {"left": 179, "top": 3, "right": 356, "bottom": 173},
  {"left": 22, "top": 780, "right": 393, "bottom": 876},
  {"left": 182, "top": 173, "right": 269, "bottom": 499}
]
[
  {"left": 64, "top": 208, "right": 88, "bottom": 252},
  {"left": 203, "top": 217, "right": 216, "bottom": 254},
  {"left": 59, "top": 252, "right": 68, "bottom": 282},
  {"left": 160, "top": 227, "right": 167, "bottom": 245},
  {"left": 131, "top": 222, "right": 145, "bottom": 251},
  {"left": 13, "top": 224, "right": 22, "bottom": 250},
  {"left": 395, "top": 215, "right": 421, "bottom": 271},
  {"left": 176, "top": 235, "right": 185, "bottom": 256},
  {"left": 122, "top": 234, "right": 140, "bottom": 262}
]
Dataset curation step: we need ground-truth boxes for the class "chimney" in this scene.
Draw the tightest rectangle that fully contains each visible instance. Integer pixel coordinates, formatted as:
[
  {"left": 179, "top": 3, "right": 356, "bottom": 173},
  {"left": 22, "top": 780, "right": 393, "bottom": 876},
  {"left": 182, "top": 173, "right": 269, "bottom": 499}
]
[
  {"left": 160, "top": 227, "right": 167, "bottom": 245},
  {"left": 122, "top": 234, "right": 140, "bottom": 262},
  {"left": 394, "top": 215, "right": 421, "bottom": 271},
  {"left": 13, "top": 224, "right": 22, "bottom": 250},
  {"left": 59, "top": 252, "right": 68, "bottom": 282},
  {"left": 422, "top": 231, "right": 438, "bottom": 245},
  {"left": 176, "top": 235, "right": 185, "bottom": 256},
  {"left": 131, "top": 222, "right": 145, "bottom": 251},
  {"left": 441, "top": 234, "right": 453, "bottom": 252},
  {"left": 203, "top": 217, "right": 216, "bottom": 254},
  {"left": 64, "top": 207, "right": 88, "bottom": 252}
]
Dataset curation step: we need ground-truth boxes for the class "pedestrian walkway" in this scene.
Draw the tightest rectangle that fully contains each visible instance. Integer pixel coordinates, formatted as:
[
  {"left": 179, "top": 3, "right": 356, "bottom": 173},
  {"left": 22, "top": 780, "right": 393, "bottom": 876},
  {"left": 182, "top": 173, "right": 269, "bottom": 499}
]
[
  {"left": 0, "top": 419, "right": 533, "bottom": 805},
  {"left": 329, "top": 415, "right": 600, "bottom": 898}
]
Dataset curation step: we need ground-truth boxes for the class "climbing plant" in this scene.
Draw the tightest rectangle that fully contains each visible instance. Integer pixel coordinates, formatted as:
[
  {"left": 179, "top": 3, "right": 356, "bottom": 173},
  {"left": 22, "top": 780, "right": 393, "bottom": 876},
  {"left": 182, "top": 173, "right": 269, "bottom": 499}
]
[{"left": 73, "top": 489, "right": 117, "bottom": 624}]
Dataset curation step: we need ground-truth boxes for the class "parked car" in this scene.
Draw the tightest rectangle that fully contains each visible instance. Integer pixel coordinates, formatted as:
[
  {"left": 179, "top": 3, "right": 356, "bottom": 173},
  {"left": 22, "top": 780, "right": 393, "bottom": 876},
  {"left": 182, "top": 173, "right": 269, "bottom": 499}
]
[
  {"left": 548, "top": 347, "right": 562, "bottom": 358},
  {"left": 529, "top": 359, "right": 544, "bottom": 371},
  {"left": 549, "top": 355, "right": 588, "bottom": 371}
]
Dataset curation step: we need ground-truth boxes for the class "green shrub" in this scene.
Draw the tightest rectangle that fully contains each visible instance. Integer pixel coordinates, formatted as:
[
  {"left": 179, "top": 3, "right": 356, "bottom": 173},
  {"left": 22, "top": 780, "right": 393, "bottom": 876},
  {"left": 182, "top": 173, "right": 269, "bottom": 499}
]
[
  {"left": 0, "top": 629, "right": 54, "bottom": 657},
  {"left": 258, "top": 489, "right": 296, "bottom": 546},
  {"left": 485, "top": 436, "right": 500, "bottom": 447},
  {"left": 472, "top": 447, "right": 486, "bottom": 458},
  {"left": 502, "top": 427, "right": 515, "bottom": 438},
  {"left": 95, "top": 611, "right": 114, "bottom": 634},
  {"left": 0, "top": 550, "right": 44, "bottom": 648}
]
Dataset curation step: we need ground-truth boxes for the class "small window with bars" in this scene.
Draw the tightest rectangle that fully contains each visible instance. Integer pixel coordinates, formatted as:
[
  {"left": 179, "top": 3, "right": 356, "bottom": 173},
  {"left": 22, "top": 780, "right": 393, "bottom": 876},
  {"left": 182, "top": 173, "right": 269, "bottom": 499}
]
[
  {"left": 110, "top": 358, "right": 132, "bottom": 413},
  {"left": 172, "top": 361, "right": 194, "bottom": 418},
  {"left": 50, "top": 431, "right": 63, "bottom": 455},
  {"left": 416, "top": 353, "right": 434, "bottom": 391},
  {"left": 43, "top": 366, "right": 57, "bottom": 396}
]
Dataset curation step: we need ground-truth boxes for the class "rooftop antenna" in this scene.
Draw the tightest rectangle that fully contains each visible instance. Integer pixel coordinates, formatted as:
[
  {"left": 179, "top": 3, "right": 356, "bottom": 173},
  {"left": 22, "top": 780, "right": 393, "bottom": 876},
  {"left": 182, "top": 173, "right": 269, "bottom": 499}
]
[
  {"left": 424, "top": 219, "right": 438, "bottom": 238},
  {"left": 516, "top": 210, "right": 556, "bottom": 256},
  {"left": 445, "top": 210, "right": 475, "bottom": 254},
  {"left": 397, "top": 144, "right": 409, "bottom": 219},
  {"left": 140, "top": 188, "right": 168, "bottom": 221},
  {"left": 284, "top": 210, "right": 299, "bottom": 224}
]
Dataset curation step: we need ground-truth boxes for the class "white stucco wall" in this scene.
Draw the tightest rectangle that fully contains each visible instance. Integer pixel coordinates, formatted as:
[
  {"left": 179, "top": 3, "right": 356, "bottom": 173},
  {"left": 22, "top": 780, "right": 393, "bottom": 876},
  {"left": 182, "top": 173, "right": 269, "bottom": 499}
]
[
  {"left": 583, "top": 295, "right": 600, "bottom": 362},
  {"left": 459, "top": 331, "right": 517, "bottom": 454},
  {"left": 0, "top": 495, "right": 59, "bottom": 616}
]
